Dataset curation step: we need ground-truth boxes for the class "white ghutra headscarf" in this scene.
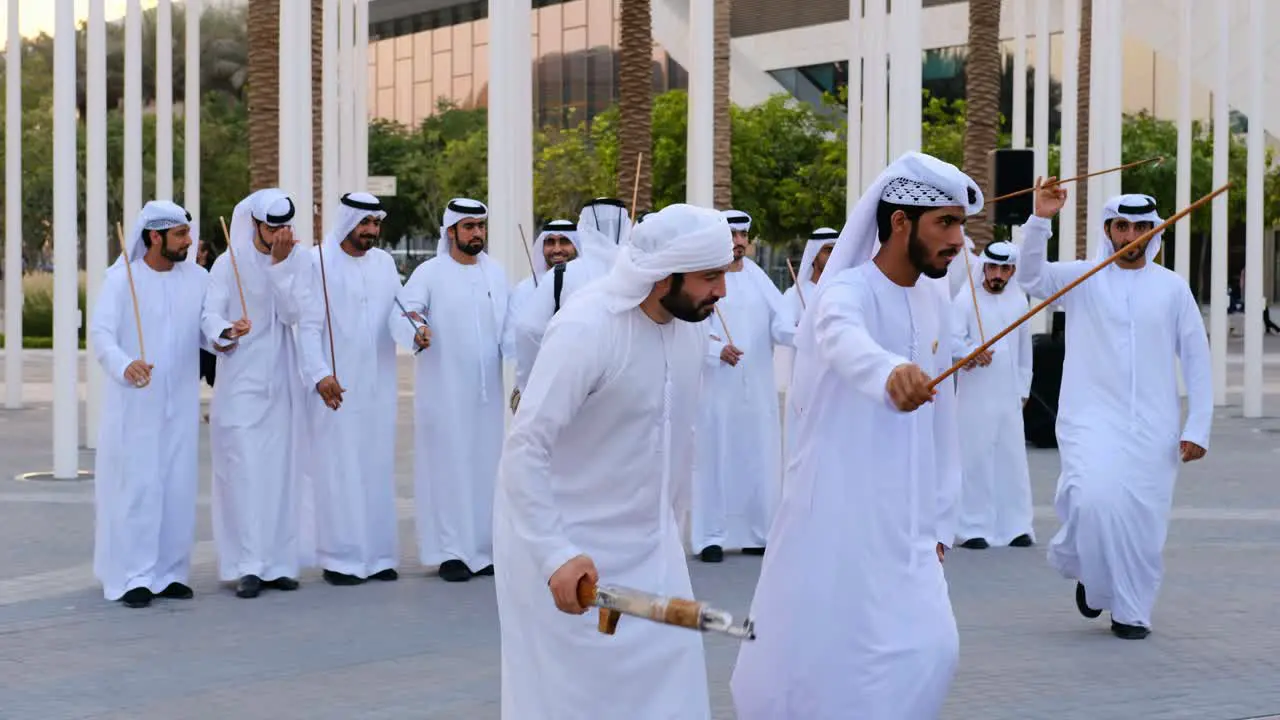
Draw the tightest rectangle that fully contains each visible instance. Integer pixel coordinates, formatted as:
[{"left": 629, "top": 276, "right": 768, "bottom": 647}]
[{"left": 117, "top": 200, "right": 192, "bottom": 268}]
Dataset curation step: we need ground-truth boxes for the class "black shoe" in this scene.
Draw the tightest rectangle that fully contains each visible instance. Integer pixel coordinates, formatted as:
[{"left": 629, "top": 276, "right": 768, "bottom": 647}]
[
  {"left": 235, "top": 575, "right": 263, "bottom": 599},
  {"left": 742, "top": 547, "right": 766, "bottom": 556},
  {"left": 960, "top": 538, "right": 989, "bottom": 549},
  {"left": 1110, "top": 619, "right": 1150, "bottom": 640},
  {"left": 323, "top": 570, "right": 365, "bottom": 586},
  {"left": 121, "top": 587, "right": 153, "bottom": 608},
  {"left": 370, "top": 568, "right": 399, "bottom": 582},
  {"left": 159, "top": 582, "right": 194, "bottom": 599},
  {"left": 439, "top": 560, "right": 471, "bottom": 582},
  {"left": 1009, "top": 534, "right": 1034, "bottom": 548},
  {"left": 267, "top": 576, "right": 299, "bottom": 591},
  {"left": 699, "top": 545, "right": 724, "bottom": 563},
  {"left": 1075, "top": 582, "right": 1103, "bottom": 619},
  {"left": 472, "top": 565, "right": 494, "bottom": 577}
]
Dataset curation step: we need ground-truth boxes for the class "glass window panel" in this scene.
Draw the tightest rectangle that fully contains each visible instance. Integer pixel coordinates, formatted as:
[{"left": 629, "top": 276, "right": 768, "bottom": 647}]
[
  {"left": 587, "top": 48, "right": 612, "bottom": 118},
  {"left": 564, "top": 27, "right": 587, "bottom": 104},
  {"left": 376, "top": 40, "right": 395, "bottom": 89},
  {"left": 452, "top": 22, "right": 473, "bottom": 74},
  {"left": 453, "top": 75, "right": 474, "bottom": 108},
  {"left": 473, "top": 44, "right": 490, "bottom": 106},
  {"left": 587, "top": 0, "right": 613, "bottom": 49},
  {"left": 539, "top": 5, "right": 562, "bottom": 52},
  {"left": 377, "top": 87, "right": 395, "bottom": 121},
  {"left": 395, "top": 58, "right": 414, "bottom": 124},
  {"left": 563, "top": 0, "right": 586, "bottom": 28},
  {"left": 473, "top": 17, "right": 490, "bottom": 46},
  {"left": 413, "top": 31, "right": 433, "bottom": 81},
  {"left": 433, "top": 25, "right": 452, "bottom": 52},
  {"left": 415, "top": 81, "right": 435, "bottom": 123},
  {"left": 433, "top": 51, "right": 454, "bottom": 103},
  {"left": 395, "top": 34, "right": 413, "bottom": 60}
]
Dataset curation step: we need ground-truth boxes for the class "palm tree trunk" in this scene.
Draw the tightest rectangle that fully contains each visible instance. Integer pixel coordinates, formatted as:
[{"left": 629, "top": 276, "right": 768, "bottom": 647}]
[
  {"left": 618, "top": 0, "right": 653, "bottom": 212},
  {"left": 246, "top": 0, "right": 279, "bottom": 190},
  {"left": 963, "top": 0, "right": 1001, "bottom": 249},
  {"left": 713, "top": 0, "right": 732, "bottom": 209},
  {"left": 1075, "top": 0, "right": 1091, "bottom": 259}
]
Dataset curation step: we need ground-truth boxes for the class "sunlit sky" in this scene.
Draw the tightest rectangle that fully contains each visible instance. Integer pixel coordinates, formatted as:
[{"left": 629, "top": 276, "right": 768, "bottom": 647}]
[{"left": 1, "top": 1, "right": 163, "bottom": 43}]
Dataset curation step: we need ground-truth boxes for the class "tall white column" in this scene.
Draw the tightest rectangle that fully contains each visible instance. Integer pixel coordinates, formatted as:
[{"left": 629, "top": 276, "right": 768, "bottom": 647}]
[
  {"left": 338, "top": 0, "right": 354, "bottom": 190},
  {"left": 53, "top": 0, "right": 79, "bottom": 478},
  {"left": 322, "top": 0, "right": 339, "bottom": 235},
  {"left": 487, "top": 0, "right": 534, "bottom": 284},
  {"left": 686, "top": 0, "right": 714, "bottom": 206},
  {"left": 185, "top": 0, "right": 201, "bottom": 245},
  {"left": 1086, "top": 0, "right": 1121, "bottom": 259},
  {"left": 156, "top": 0, "right": 173, "bottom": 200},
  {"left": 1059, "top": 0, "right": 1079, "bottom": 262},
  {"left": 124, "top": 0, "right": 143, "bottom": 226},
  {"left": 1210, "top": 4, "right": 1229, "bottom": 406},
  {"left": 1033, "top": 0, "right": 1049, "bottom": 181},
  {"left": 1101, "top": 0, "right": 1123, "bottom": 201},
  {"left": 845, "top": 0, "right": 863, "bottom": 210},
  {"left": 1011, "top": 0, "right": 1027, "bottom": 151},
  {"left": 279, "top": 0, "right": 297, "bottom": 197},
  {"left": 296, "top": 0, "right": 315, "bottom": 244},
  {"left": 85, "top": 0, "right": 107, "bottom": 450},
  {"left": 860, "top": 0, "right": 886, "bottom": 182},
  {"left": 355, "top": 0, "right": 369, "bottom": 188},
  {"left": 1173, "top": 0, "right": 1191, "bottom": 281},
  {"left": 4, "top": 0, "right": 23, "bottom": 410},
  {"left": 902, "top": 0, "right": 921, "bottom": 153},
  {"left": 888, "top": 0, "right": 921, "bottom": 156},
  {"left": 1242, "top": 0, "right": 1265, "bottom": 418}
]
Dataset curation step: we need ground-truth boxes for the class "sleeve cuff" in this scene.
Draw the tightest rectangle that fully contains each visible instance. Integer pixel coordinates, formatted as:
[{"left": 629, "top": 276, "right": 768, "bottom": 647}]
[
  {"left": 1022, "top": 215, "right": 1053, "bottom": 232},
  {"left": 539, "top": 544, "right": 586, "bottom": 585}
]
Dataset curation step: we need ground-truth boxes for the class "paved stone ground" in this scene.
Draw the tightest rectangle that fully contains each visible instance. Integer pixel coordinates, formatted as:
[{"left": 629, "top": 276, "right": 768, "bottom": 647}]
[{"left": 0, "top": 341, "right": 1278, "bottom": 719}]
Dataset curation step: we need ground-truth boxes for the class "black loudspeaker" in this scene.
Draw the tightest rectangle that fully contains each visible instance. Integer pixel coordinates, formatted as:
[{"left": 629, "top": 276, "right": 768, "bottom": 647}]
[
  {"left": 989, "top": 148, "right": 1036, "bottom": 226},
  {"left": 1023, "top": 332, "right": 1064, "bottom": 449}
]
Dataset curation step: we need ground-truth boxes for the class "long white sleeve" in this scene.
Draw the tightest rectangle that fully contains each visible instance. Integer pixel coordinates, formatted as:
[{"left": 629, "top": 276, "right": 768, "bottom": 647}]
[
  {"left": 814, "top": 279, "right": 909, "bottom": 409},
  {"left": 949, "top": 292, "right": 978, "bottom": 362},
  {"left": 390, "top": 261, "right": 431, "bottom": 353},
  {"left": 296, "top": 253, "right": 333, "bottom": 388},
  {"left": 1017, "top": 215, "right": 1090, "bottom": 300},
  {"left": 1017, "top": 312, "right": 1034, "bottom": 400},
  {"left": 89, "top": 269, "right": 137, "bottom": 387},
  {"left": 267, "top": 247, "right": 308, "bottom": 327},
  {"left": 499, "top": 314, "right": 605, "bottom": 582},
  {"left": 932, "top": 289, "right": 962, "bottom": 547},
  {"left": 199, "top": 254, "right": 235, "bottom": 346},
  {"left": 1175, "top": 283, "right": 1213, "bottom": 449}
]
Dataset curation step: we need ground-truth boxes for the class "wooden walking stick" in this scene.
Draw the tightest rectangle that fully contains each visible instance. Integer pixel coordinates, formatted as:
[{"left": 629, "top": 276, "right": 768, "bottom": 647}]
[
  {"left": 960, "top": 244, "right": 987, "bottom": 343},
  {"left": 218, "top": 215, "right": 249, "bottom": 321},
  {"left": 785, "top": 257, "right": 806, "bottom": 310},
  {"left": 517, "top": 223, "right": 539, "bottom": 287},
  {"left": 316, "top": 239, "right": 338, "bottom": 384},
  {"left": 986, "top": 156, "right": 1163, "bottom": 206},
  {"left": 629, "top": 151, "right": 643, "bottom": 228},
  {"left": 713, "top": 305, "right": 735, "bottom": 347},
  {"left": 929, "top": 182, "right": 1231, "bottom": 391},
  {"left": 114, "top": 221, "right": 148, "bottom": 387}
]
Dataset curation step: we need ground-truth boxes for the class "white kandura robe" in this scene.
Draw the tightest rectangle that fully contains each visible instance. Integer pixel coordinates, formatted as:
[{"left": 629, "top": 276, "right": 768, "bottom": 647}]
[
  {"left": 91, "top": 259, "right": 212, "bottom": 601},
  {"left": 511, "top": 257, "right": 604, "bottom": 392},
  {"left": 774, "top": 280, "right": 810, "bottom": 391},
  {"left": 394, "top": 253, "right": 508, "bottom": 571},
  {"left": 692, "top": 261, "right": 795, "bottom": 553},
  {"left": 732, "top": 262, "right": 962, "bottom": 720},
  {"left": 495, "top": 301, "right": 710, "bottom": 720},
  {"left": 203, "top": 245, "right": 310, "bottom": 582},
  {"left": 1018, "top": 215, "right": 1212, "bottom": 628},
  {"left": 951, "top": 282, "right": 1036, "bottom": 546},
  {"left": 297, "top": 244, "right": 401, "bottom": 578}
]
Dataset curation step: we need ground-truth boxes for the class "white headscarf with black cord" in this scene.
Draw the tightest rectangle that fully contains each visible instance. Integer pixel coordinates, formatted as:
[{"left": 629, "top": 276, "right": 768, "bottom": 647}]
[{"left": 434, "top": 197, "right": 507, "bottom": 336}]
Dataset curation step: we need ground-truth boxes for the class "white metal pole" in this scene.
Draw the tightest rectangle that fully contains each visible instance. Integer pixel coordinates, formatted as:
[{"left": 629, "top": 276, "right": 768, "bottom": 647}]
[
  {"left": 4, "top": 0, "right": 23, "bottom": 410},
  {"left": 279, "top": 0, "right": 296, "bottom": 197},
  {"left": 1242, "top": 0, "right": 1265, "bottom": 418},
  {"left": 86, "top": 0, "right": 107, "bottom": 450},
  {"left": 322, "top": 0, "right": 338, "bottom": 236},
  {"left": 296, "top": 0, "right": 315, "bottom": 245},
  {"left": 156, "top": 0, "right": 173, "bottom": 200},
  {"left": 1012, "top": 0, "right": 1027, "bottom": 151},
  {"left": 487, "top": 0, "right": 534, "bottom": 283},
  {"left": 846, "top": 0, "right": 862, "bottom": 209},
  {"left": 1059, "top": 0, "right": 1079, "bottom": 262},
  {"left": 124, "top": 0, "right": 143, "bottom": 226},
  {"left": 53, "top": 0, "right": 80, "bottom": 478},
  {"left": 1102, "top": 0, "right": 1123, "bottom": 201},
  {"left": 903, "top": 0, "right": 922, "bottom": 153},
  {"left": 1173, "top": 0, "right": 1191, "bottom": 281},
  {"left": 1033, "top": 0, "right": 1049, "bottom": 181},
  {"left": 339, "top": 0, "right": 355, "bottom": 191},
  {"left": 355, "top": 0, "right": 369, "bottom": 188},
  {"left": 1210, "top": 3, "right": 1229, "bottom": 406},
  {"left": 887, "top": 4, "right": 904, "bottom": 157},
  {"left": 860, "top": 0, "right": 886, "bottom": 181},
  {"left": 686, "top": 0, "right": 714, "bottom": 207},
  {"left": 185, "top": 0, "right": 201, "bottom": 247}
]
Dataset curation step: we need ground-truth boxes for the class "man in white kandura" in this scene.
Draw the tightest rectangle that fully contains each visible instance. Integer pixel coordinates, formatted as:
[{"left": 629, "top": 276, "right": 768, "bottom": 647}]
[
  {"left": 298, "top": 191, "right": 401, "bottom": 586},
  {"left": 951, "top": 240, "right": 1036, "bottom": 550},
  {"left": 691, "top": 209, "right": 795, "bottom": 562},
  {"left": 394, "top": 198, "right": 509, "bottom": 582},
  {"left": 509, "top": 197, "right": 634, "bottom": 385},
  {"left": 1018, "top": 184, "right": 1211, "bottom": 640},
  {"left": 92, "top": 200, "right": 244, "bottom": 608},
  {"left": 775, "top": 226, "right": 838, "bottom": 449},
  {"left": 204, "top": 189, "right": 310, "bottom": 598},
  {"left": 506, "top": 218, "right": 581, "bottom": 409},
  {"left": 732, "top": 152, "right": 979, "bottom": 719},
  {"left": 494, "top": 204, "right": 732, "bottom": 720}
]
